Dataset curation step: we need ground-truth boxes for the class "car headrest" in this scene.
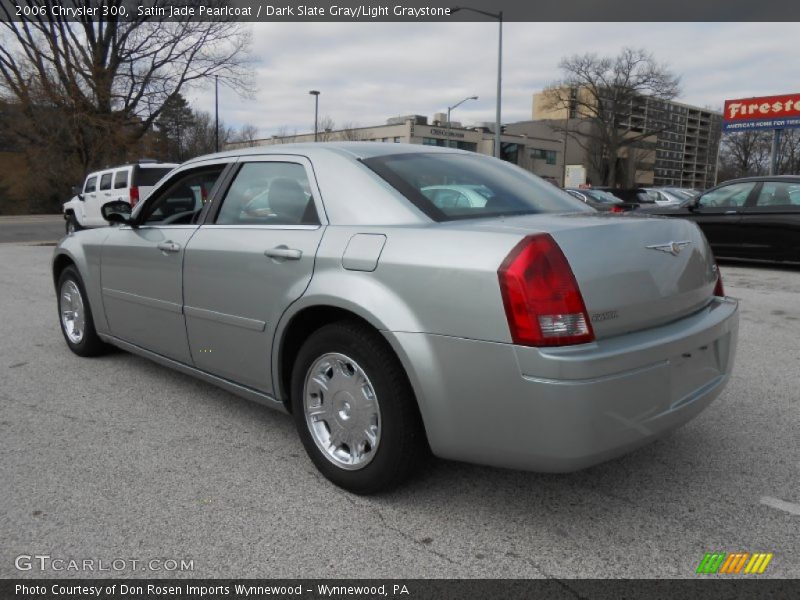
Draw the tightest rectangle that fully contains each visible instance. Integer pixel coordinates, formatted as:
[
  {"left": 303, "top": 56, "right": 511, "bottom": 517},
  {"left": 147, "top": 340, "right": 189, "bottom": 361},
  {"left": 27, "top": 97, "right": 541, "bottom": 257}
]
[{"left": 268, "top": 178, "right": 307, "bottom": 223}]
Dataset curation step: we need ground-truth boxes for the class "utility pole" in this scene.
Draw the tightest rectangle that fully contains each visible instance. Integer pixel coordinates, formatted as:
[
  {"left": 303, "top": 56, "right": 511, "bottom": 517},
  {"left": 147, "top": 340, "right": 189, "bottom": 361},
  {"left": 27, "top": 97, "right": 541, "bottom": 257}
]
[
  {"left": 770, "top": 128, "right": 783, "bottom": 175},
  {"left": 309, "top": 90, "right": 320, "bottom": 142},
  {"left": 214, "top": 75, "right": 219, "bottom": 153}
]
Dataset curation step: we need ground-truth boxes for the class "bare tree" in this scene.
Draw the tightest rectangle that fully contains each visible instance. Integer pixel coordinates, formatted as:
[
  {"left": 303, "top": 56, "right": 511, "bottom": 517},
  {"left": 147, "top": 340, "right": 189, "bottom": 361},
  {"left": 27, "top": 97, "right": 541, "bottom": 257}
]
[
  {"left": 541, "top": 48, "right": 680, "bottom": 186},
  {"left": 181, "top": 110, "right": 235, "bottom": 159},
  {"left": 717, "top": 131, "right": 772, "bottom": 181},
  {"left": 0, "top": 2, "right": 252, "bottom": 208},
  {"left": 230, "top": 124, "right": 261, "bottom": 147},
  {"left": 336, "top": 121, "right": 363, "bottom": 141},
  {"left": 269, "top": 126, "right": 298, "bottom": 144},
  {"left": 777, "top": 129, "right": 800, "bottom": 175},
  {"left": 316, "top": 115, "right": 336, "bottom": 141}
]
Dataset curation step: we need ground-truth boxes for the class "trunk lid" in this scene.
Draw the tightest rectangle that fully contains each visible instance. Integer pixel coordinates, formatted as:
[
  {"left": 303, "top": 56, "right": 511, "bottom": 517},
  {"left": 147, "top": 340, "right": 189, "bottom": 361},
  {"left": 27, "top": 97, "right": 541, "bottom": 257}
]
[{"left": 444, "top": 212, "right": 718, "bottom": 339}]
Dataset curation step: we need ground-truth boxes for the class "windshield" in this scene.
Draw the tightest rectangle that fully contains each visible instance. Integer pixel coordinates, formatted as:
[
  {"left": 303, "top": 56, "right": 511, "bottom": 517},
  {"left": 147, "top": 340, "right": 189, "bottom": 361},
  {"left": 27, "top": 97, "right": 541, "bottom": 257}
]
[{"left": 363, "top": 152, "right": 590, "bottom": 221}]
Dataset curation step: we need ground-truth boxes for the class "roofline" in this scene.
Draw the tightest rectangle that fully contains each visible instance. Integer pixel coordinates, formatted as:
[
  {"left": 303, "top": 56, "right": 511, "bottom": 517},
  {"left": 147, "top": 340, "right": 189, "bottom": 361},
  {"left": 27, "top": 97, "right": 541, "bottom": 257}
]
[
  {"left": 720, "top": 175, "right": 800, "bottom": 183},
  {"left": 184, "top": 141, "right": 477, "bottom": 165},
  {"left": 534, "top": 87, "right": 723, "bottom": 116}
]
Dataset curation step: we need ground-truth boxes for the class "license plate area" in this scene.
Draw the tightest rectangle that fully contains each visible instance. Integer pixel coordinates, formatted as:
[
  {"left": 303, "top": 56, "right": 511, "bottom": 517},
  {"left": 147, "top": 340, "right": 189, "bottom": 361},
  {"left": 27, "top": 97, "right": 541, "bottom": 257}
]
[{"left": 670, "top": 340, "right": 722, "bottom": 408}]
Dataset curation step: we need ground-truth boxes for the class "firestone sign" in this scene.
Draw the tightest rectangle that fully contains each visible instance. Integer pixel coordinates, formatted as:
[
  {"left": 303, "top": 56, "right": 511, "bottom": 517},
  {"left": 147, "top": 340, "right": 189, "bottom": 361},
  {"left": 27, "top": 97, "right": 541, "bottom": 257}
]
[{"left": 723, "top": 93, "right": 800, "bottom": 131}]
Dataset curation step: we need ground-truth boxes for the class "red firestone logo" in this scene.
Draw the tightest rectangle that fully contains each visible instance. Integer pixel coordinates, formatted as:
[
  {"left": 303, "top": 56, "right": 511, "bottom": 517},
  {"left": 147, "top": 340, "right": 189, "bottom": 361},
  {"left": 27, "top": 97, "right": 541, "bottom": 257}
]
[{"left": 725, "top": 94, "right": 800, "bottom": 121}]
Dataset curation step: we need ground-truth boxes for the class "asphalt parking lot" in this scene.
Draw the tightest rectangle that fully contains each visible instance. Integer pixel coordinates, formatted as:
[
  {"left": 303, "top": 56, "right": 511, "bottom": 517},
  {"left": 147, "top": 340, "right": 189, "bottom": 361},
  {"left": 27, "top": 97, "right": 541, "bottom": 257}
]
[
  {"left": 0, "top": 215, "right": 64, "bottom": 245},
  {"left": 0, "top": 244, "right": 798, "bottom": 579}
]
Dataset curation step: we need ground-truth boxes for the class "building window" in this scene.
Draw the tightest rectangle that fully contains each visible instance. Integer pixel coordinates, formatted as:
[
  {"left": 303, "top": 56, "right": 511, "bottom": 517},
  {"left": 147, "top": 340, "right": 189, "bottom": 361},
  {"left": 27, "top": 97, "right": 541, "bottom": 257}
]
[{"left": 531, "top": 148, "right": 557, "bottom": 165}]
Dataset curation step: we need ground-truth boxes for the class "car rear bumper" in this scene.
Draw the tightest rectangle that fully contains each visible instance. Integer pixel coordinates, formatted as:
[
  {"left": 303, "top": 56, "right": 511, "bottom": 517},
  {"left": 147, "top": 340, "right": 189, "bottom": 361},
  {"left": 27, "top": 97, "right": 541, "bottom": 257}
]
[{"left": 386, "top": 296, "right": 738, "bottom": 472}]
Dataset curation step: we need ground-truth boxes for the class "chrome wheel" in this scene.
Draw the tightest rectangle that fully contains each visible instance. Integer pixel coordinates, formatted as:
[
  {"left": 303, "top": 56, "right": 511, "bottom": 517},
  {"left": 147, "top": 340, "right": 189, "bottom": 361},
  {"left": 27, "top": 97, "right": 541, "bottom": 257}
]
[
  {"left": 303, "top": 352, "right": 381, "bottom": 470},
  {"left": 60, "top": 280, "right": 85, "bottom": 344}
]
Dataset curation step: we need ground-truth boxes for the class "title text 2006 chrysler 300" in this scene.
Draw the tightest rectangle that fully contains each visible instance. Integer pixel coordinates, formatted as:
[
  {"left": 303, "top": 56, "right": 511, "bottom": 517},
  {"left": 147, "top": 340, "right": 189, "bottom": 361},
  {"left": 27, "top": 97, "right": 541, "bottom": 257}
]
[{"left": 53, "top": 143, "right": 738, "bottom": 493}]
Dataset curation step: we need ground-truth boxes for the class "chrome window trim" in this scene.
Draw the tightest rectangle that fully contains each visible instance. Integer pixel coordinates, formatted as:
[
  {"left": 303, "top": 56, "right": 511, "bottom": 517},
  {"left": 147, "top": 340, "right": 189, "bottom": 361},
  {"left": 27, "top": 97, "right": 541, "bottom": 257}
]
[
  {"left": 131, "top": 158, "right": 238, "bottom": 222},
  {"left": 212, "top": 154, "right": 329, "bottom": 226},
  {"left": 199, "top": 224, "right": 322, "bottom": 231},
  {"left": 118, "top": 225, "right": 199, "bottom": 231}
]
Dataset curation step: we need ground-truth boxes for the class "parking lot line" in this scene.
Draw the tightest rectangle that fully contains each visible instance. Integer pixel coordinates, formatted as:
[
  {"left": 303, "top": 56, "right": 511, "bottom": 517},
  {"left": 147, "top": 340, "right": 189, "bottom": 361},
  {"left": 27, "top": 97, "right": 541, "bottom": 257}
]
[{"left": 760, "top": 496, "right": 800, "bottom": 516}]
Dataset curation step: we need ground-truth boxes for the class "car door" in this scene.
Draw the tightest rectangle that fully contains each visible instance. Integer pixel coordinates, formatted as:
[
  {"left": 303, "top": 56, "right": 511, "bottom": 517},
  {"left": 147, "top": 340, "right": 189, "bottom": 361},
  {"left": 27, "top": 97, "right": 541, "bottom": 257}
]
[
  {"left": 686, "top": 181, "right": 757, "bottom": 258},
  {"left": 740, "top": 180, "right": 800, "bottom": 262},
  {"left": 182, "top": 156, "right": 326, "bottom": 393},
  {"left": 90, "top": 171, "right": 115, "bottom": 226},
  {"left": 79, "top": 174, "right": 98, "bottom": 224},
  {"left": 100, "top": 161, "right": 230, "bottom": 363},
  {"left": 112, "top": 168, "right": 131, "bottom": 207}
]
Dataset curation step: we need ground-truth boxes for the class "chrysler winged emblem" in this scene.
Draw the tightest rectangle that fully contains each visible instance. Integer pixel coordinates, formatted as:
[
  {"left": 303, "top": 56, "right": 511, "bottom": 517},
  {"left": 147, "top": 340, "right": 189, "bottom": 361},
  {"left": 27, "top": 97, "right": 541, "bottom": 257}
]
[{"left": 646, "top": 240, "right": 692, "bottom": 256}]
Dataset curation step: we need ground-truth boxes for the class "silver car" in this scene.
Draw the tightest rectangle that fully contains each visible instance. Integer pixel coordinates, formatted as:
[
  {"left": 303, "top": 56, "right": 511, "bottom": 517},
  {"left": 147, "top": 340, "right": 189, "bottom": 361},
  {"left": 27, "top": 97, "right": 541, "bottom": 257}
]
[{"left": 53, "top": 143, "right": 739, "bottom": 493}]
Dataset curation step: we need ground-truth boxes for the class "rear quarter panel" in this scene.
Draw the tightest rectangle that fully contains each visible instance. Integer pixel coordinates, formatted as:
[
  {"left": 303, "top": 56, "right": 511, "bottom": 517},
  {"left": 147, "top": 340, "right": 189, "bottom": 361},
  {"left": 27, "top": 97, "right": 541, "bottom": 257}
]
[{"left": 301, "top": 225, "right": 518, "bottom": 340}]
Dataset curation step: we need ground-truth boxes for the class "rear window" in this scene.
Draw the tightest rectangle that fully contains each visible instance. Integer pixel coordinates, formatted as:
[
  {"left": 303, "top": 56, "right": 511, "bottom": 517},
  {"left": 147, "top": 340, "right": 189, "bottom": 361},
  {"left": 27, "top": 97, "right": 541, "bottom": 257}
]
[
  {"left": 134, "top": 167, "right": 173, "bottom": 187},
  {"left": 362, "top": 153, "right": 590, "bottom": 221}
]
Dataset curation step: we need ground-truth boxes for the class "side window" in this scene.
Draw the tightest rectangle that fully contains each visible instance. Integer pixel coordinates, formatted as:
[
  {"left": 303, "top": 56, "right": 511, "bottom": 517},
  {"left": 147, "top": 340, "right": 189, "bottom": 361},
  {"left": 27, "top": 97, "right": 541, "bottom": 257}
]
[
  {"left": 99, "top": 172, "right": 113, "bottom": 191},
  {"left": 140, "top": 167, "right": 226, "bottom": 225},
  {"left": 755, "top": 182, "right": 800, "bottom": 208},
  {"left": 698, "top": 182, "right": 755, "bottom": 208},
  {"left": 113, "top": 170, "right": 129, "bottom": 190},
  {"left": 84, "top": 176, "right": 97, "bottom": 193},
  {"left": 215, "top": 162, "right": 318, "bottom": 226}
]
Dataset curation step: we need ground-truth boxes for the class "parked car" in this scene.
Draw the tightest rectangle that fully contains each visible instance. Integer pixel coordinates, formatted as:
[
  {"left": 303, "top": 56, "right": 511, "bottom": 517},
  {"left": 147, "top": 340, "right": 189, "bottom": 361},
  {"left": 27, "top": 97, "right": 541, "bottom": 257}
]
[
  {"left": 420, "top": 184, "right": 492, "bottom": 209},
  {"left": 565, "top": 188, "right": 630, "bottom": 212},
  {"left": 62, "top": 160, "right": 177, "bottom": 234},
  {"left": 645, "top": 176, "right": 800, "bottom": 263},
  {"left": 53, "top": 143, "right": 738, "bottom": 493},
  {"left": 647, "top": 188, "right": 689, "bottom": 207},
  {"left": 593, "top": 187, "right": 657, "bottom": 207}
]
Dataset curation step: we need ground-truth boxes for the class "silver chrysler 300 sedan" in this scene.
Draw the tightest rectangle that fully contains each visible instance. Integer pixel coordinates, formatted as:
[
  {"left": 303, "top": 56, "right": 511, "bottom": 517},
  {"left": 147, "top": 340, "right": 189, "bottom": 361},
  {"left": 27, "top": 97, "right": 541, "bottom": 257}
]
[{"left": 53, "top": 143, "right": 739, "bottom": 493}]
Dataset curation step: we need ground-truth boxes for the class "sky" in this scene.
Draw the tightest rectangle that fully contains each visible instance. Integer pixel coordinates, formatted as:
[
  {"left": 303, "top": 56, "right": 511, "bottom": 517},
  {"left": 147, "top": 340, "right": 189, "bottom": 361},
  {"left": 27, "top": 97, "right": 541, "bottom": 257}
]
[{"left": 184, "top": 22, "right": 797, "bottom": 139}]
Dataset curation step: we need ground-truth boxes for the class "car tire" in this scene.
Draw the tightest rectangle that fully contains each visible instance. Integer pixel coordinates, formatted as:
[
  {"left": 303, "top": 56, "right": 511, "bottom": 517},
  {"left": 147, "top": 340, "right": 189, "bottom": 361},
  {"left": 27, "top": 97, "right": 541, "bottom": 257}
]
[
  {"left": 65, "top": 214, "right": 82, "bottom": 235},
  {"left": 57, "top": 266, "right": 109, "bottom": 357},
  {"left": 291, "top": 320, "right": 427, "bottom": 494}
]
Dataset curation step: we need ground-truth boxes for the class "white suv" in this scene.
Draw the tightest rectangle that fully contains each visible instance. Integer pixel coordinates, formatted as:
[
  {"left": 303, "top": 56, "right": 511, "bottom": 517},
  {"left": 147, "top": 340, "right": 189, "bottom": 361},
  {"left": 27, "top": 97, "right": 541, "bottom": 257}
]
[{"left": 63, "top": 160, "right": 177, "bottom": 234}]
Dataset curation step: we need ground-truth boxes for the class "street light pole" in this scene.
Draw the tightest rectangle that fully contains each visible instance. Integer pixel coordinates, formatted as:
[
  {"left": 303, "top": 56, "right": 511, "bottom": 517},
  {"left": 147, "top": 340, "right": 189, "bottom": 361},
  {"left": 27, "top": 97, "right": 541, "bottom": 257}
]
[
  {"left": 451, "top": 7, "right": 503, "bottom": 158},
  {"left": 446, "top": 95, "right": 479, "bottom": 144},
  {"left": 214, "top": 75, "right": 219, "bottom": 152},
  {"left": 495, "top": 11, "right": 502, "bottom": 159},
  {"left": 309, "top": 90, "right": 320, "bottom": 142}
]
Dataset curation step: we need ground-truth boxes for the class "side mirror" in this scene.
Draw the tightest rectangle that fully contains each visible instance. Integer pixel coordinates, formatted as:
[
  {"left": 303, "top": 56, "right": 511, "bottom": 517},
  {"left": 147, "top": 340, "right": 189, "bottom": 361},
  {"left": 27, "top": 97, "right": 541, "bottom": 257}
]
[
  {"left": 102, "top": 200, "right": 133, "bottom": 225},
  {"left": 687, "top": 198, "right": 701, "bottom": 212},
  {"left": 71, "top": 185, "right": 81, "bottom": 197}
]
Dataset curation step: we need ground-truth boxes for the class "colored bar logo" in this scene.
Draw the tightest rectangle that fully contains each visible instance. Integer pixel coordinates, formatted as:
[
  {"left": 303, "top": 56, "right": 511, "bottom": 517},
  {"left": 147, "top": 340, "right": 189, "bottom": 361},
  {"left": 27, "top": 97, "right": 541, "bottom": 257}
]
[{"left": 697, "top": 552, "right": 773, "bottom": 574}]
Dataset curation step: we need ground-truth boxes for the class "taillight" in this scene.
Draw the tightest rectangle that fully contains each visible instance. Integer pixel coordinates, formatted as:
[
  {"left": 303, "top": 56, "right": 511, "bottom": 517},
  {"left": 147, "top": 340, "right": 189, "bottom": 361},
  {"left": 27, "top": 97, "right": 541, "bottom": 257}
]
[
  {"left": 610, "top": 205, "right": 625, "bottom": 213},
  {"left": 713, "top": 267, "right": 724, "bottom": 297},
  {"left": 498, "top": 234, "right": 595, "bottom": 347},
  {"left": 129, "top": 186, "right": 140, "bottom": 208}
]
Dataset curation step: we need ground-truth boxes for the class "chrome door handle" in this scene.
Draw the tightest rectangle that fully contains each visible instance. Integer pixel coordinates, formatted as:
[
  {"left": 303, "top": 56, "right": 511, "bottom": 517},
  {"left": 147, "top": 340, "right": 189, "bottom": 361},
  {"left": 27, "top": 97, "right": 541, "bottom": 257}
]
[
  {"left": 264, "top": 246, "right": 302, "bottom": 260},
  {"left": 157, "top": 241, "right": 181, "bottom": 253},
  {"left": 724, "top": 210, "right": 738, "bottom": 215}
]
